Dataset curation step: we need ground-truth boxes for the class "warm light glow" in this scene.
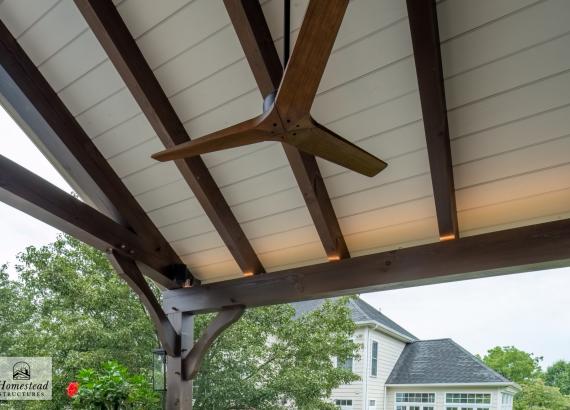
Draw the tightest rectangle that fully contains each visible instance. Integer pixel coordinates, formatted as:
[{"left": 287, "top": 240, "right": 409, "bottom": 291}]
[
  {"left": 243, "top": 271, "right": 254, "bottom": 277},
  {"left": 182, "top": 279, "right": 192, "bottom": 288},
  {"left": 327, "top": 255, "right": 341, "bottom": 261},
  {"left": 440, "top": 233, "right": 456, "bottom": 241}
]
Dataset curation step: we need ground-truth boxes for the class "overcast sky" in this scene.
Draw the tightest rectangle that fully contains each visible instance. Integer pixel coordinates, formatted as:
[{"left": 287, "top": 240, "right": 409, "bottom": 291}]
[{"left": 1, "top": 105, "right": 569, "bottom": 369}]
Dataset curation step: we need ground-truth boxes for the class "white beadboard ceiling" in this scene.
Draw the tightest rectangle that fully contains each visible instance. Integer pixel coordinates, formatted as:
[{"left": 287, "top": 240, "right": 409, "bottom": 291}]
[{"left": 1, "top": 0, "right": 569, "bottom": 283}]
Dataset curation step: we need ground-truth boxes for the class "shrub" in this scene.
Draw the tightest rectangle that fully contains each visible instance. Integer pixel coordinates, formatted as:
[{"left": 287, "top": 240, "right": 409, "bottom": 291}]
[{"left": 71, "top": 361, "right": 160, "bottom": 410}]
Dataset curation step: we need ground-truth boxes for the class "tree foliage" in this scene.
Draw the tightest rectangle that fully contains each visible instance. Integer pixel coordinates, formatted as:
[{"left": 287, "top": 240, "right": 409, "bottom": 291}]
[
  {"left": 0, "top": 234, "right": 359, "bottom": 409},
  {"left": 546, "top": 361, "right": 570, "bottom": 396},
  {"left": 514, "top": 379, "right": 570, "bottom": 410},
  {"left": 483, "top": 346, "right": 570, "bottom": 410},
  {"left": 193, "top": 299, "right": 359, "bottom": 409},
  {"left": 72, "top": 361, "right": 160, "bottom": 409},
  {"left": 482, "top": 346, "right": 543, "bottom": 384},
  {"left": 0, "top": 236, "right": 160, "bottom": 409}
]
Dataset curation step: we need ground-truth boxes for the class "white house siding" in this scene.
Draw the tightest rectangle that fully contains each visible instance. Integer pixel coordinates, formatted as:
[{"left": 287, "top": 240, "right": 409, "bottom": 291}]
[
  {"left": 330, "top": 327, "right": 366, "bottom": 409},
  {"left": 331, "top": 326, "right": 407, "bottom": 410},
  {"left": 386, "top": 386, "right": 502, "bottom": 410}
]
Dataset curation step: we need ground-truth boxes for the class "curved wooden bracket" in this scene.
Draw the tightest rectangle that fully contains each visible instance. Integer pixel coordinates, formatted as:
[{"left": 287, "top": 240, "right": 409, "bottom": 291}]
[
  {"left": 182, "top": 306, "right": 245, "bottom": 380},
  {"left": 109, "top": 251, "right": 180, "bottom": 356}
]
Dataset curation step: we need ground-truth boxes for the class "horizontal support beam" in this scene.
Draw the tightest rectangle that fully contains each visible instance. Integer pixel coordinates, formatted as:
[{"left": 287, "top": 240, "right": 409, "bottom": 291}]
[
  {"left": 0, "top": 154, "right": 177, "bottom": 288},
  {"left": 164, "top": 218, "right": 570, "bottom": 313}
]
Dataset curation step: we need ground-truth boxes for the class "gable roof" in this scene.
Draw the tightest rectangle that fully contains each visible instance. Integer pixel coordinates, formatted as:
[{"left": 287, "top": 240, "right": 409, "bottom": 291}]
[
  {"left": 291, "top": 297, "right": 417, "bottom": 341},
  {"left": 386, "top": 339, "right": 512, "bottom": 385}
]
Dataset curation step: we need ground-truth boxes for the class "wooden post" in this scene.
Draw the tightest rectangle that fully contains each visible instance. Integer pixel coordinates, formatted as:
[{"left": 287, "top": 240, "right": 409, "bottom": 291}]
[{"left": 166, "top": 311, "right": 193, "bottom": 409}]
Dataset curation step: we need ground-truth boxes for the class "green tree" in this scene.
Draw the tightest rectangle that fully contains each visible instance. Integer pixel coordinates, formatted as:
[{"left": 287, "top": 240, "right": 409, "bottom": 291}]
[
  {"left": 0, "top": 265, "right": 25, "bottom": 353},
  {"left": 546, "top": 361, "right": 570, "bottom": 395},
  {"left": 0, "top": 236, "right": 160, "bottom": 409},
  {"left": 0, "top": 234, "right": 359, "bottom": 409},
  {"left": 482, "top": 346, "right": 543, "bottom": 383},
  {"left": 514, "top": 379, "right": 570, "bottom": 410},
  {"left": 193, "top": 299, "right": 359, "bottom": 409}
]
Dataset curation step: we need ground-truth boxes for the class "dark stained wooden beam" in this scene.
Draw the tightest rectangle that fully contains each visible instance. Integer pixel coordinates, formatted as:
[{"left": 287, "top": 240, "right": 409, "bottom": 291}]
[
  {"left": 182, "top": 306, "right": 244, "bottom": 380},
  {"left": 75, "top": 0, "right": 265, "bottom": 275},
  {"left": 224, "top": 0, "right": 283, "bottom": 97},
  {"left": 0, "top": 19, "right": 186, "bottom": 287},
  {"left": 224, "top": 0, "right": 349, "bottom": 260},
  {"left": 109, "top": 251, "right": 179, "bottom": 356},
  {"left": 164, "top": 218, "right": 570, "bottom": 313},
  {"left": 0, "top": 154, "right": 178, "bottom": 288},
  {"left": 406, "top": 0, "right": 459, "bottom": 240}
]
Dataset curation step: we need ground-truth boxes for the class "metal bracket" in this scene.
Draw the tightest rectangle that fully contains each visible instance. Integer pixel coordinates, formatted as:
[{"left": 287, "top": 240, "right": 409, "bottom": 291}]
[
  {"left": 109, "top": 251, "right": 180, "bottom": 356},
  {"left": 169, "top": 263, "right": 200, "bottom": 287},
  {"left": 182, "top": 306, "right": 245, "bottom": 380}
]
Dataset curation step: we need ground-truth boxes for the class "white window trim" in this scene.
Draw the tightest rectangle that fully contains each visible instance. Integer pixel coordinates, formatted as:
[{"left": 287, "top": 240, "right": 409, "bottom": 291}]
[
  {"left": 500, "top": 392, "right": 514, "bottom": 410},
  {"left": 394, "top": 404, "right": 435, "bottom": 410},
  {"left": 394, "top": 392, "right": 436, "bottom": 410},
  {"left": 336, "top": 356, "right": 353, "bottom": 372},
  {"left": 370, "top": 338, "right": 379, "bottom": 377},
  {"left": 334, "top": 398, "right": 354, "bottom": 409},
  {"left": 444, "top": 391, "right": 493, "bottom": 410}
]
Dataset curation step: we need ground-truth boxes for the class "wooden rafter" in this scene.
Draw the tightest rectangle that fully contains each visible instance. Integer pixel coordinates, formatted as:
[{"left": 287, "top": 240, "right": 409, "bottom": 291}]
[
  {"left": 0, "top": 20, "right": 186, "bottom": 287},
  {"left": 406, "top": 0, "right": 459, "bottom": 240},
  {"left": 224, "top": 0, "right": 350, "bottom": 260},
  {"left": 74, "top": 0, "right": 265, "bottom": 275},
  {"left": 0, "top": 154, "right": 178, "bottom": 287},
  {"left": 164, "top": 218, "right": 570, "bottom": 314}
]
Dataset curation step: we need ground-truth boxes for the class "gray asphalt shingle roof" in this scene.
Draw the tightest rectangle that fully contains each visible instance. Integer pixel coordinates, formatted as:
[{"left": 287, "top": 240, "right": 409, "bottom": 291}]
[
  {"left": 291, "top": 297, "right": 417, "bottom": 340},
  {"left": 386, "top": 339, "right": 512, "bottom": 384}
]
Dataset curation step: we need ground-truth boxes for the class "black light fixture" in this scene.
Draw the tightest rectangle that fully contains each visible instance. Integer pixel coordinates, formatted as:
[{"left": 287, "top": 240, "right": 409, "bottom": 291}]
[{"left": 152, "top": 348, "right": 167, "bottom": 392}]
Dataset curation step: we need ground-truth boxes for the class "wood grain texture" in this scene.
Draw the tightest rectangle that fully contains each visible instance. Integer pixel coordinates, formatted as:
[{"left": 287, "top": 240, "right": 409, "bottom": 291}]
[
  {"left": 164, "top": 218, "right": 570, "bottom": 313},
  {"left": 407, "top": 0, "right": 458, "bottom": 239},
  {"left": 182, "top": 306, "right": 244, "bottom": 380},
  {"left": 74, "top": 0, "right": 265, "bottom": 275},
  {"left": 285, "top": 119, "right": 387, "bottom": 177},
  {"left": 274, "top": 0, "right": 348, "bottom": 124},
  {"left": 152, "top": 111, "right": 282, "bottom": 161}
]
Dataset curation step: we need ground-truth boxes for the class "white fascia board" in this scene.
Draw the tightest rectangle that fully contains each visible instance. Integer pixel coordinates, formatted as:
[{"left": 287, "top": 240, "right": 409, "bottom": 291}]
[
  {"left": 354, "top": 320, "right": 415, "bottom": 343},
  {"left": 386, "top": 382, "right": 519, "bottom": 388}
]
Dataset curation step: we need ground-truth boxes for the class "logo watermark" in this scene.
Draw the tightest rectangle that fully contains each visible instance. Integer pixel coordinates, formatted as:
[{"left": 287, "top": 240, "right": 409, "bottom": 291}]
[{"left": 0, "top": 357, "right": 52, "bottom": 400}]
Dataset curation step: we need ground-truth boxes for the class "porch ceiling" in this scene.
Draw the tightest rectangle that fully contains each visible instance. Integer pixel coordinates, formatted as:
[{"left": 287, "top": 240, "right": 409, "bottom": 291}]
[{"left": 1, "top": 0, "right": 569, "bottom": 285}]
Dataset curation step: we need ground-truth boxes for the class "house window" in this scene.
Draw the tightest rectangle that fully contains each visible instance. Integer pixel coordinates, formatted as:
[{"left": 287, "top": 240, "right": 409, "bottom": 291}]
[
  {"left": 337, "top": 356, "right": 353, "bottom": 371},
  {"left": 335, "top": 399, "right": 353, "bottom": 409},
  {"left": 501, "top": 393, "right": 513, "bottom": 410},
  {"left": 445, "top": 393, "right": 491, "bottom": 410},
  {"left": 371, "top": 340, "right": 378, "bottom": 376},
  {"left": 395, "top": 392, "right": 435, "bottom": 410},
  {"left": 369, "top": 399, "right": 377, "bottom": 410}
]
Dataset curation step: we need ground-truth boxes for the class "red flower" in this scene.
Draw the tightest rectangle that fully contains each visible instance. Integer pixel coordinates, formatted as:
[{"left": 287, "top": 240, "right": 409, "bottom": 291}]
[{"left": 66, "top": 381, "right": 79, "bottom": 398}]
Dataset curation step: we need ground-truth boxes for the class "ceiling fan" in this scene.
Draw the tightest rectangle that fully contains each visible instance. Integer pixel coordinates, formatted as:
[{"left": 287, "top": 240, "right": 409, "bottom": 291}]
[{"left": 152, "top": 0, "right": 387, "bottom": 177}]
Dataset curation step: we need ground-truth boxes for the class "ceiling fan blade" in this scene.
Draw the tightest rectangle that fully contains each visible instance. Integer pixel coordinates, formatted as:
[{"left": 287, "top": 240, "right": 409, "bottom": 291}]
[
  {"left": 285, "top": 122, "right": 387, "bottom": 177},
  {"left": 152, "top": 115, "right": 277, "bottom": 161},
  {"left": 274, "top": 0, "right": 348, "bottom": 123}
]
